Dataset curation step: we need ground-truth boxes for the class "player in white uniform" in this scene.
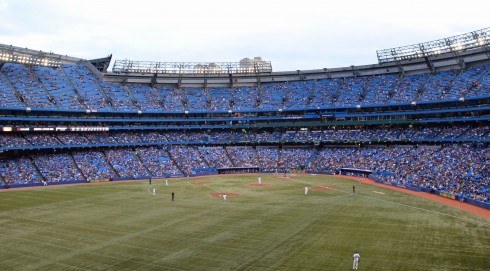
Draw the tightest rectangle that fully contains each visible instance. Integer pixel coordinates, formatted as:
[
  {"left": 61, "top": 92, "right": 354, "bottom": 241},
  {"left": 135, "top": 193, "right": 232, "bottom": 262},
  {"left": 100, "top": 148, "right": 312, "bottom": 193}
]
[
  {"left": 165, "top": 178, "right": 168, "bottom": 186},
  {"left": 304, "top": 186, "right": 309, "bottom": 195},
  {"left": 223, "top": 193, "right": 227, "bottom": 202},
  {"left": 352, "top": 251, "right": 360, "bottom": 270},
  {"left": 258, "top": 177, "right": 261, "bottom": 184},
  {"left": 152, "top": 188, "right": 156, "bottom": 196}
]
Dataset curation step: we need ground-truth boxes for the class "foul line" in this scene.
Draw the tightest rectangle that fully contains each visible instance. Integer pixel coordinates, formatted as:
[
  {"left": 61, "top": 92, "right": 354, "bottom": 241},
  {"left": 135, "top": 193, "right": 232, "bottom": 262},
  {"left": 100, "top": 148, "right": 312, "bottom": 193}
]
[
  {"left": 287, "top": 177, "right": 489, "bottom": 226},
  {"left": 357, "top": 193, "right": 490, "bottom": 226}
]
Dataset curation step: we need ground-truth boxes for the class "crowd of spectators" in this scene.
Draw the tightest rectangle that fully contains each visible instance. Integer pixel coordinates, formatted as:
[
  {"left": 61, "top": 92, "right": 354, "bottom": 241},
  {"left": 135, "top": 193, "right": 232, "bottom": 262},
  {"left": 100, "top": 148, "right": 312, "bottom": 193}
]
[
  {"left": 362, "top": 74, "right": 398, "bottom": 105},
  {"left": 284, "top": 81, "right": 313, "bottom": 109},
  {"left": 184, "top": 87, "right": 208, "bottom": 111},
  {"left": 233, "top": 86, "right": 258, "bottom": 110},
  {"left": 100, "top": 82, "right": 138, "bottom": 110},
  {"left": 309, "top": 78, "right": 340, "bottom": 108},
  {"left": 209, "top": 87, "right": 232, "bottom": 111},
  {"left": 1, "top": 126, "right": 489, "bottom": 150},
  {"left": 72, "top": 150, "right": 114, "bottom": 180},
  {"left": 258, "top": 82, "right": 287, "bottom": 110},
  {"left": 1, "top": 63, "right": 490, "bottom": 111},
  {"left": 32, "top": 65, "right": 84, "bottom": 110},
  {"left": 0, "top": 143, "right": 487, "bottom": 203},
  {"left": 1, "top": 62, "right": 489, "bottom": 204},
  {"left": 280, "top": 147, "right": 316, "bottom": 170},
  {"left": 198, "top": 146, "right": 234, "bottom": 168},
  {"left": 307, "top": 144, "right": 488, "bottom": 203},
  {"left": 61, "top": 64, "right": 110, "bottom": 110},
  {"left": 1, "top": 63, "right": 490, "bottom": 112},
  {"left": 1, "top": 63, "right": 55, "bottom": 109},
  {"left": 0, "top": 71, "right": 25, "bottom": 108},
  {"left": 104, "top": 148, "right": 150, "bottom": 178},
  {"left": 135, "top": 146, "right": 181, "bottom": 177},
  {"left": 166, "top": 146, "right": 207, "bottom": 175},
  {"left": 419, "top": 70, "right": 459, "bottom": 101},
  {"left": 0, "top": 157, "right": 42, "bottom": 185},
  {"left": 256, "top": 146, "right": 279, "bottom": 171},
  {"left": 32, "top": 153, "right": 84, "bottom": 182},
  {"left": 126, "top": 84, "right": 162, "bottom": 111},
  {"left": 335, "top": 77, "right": 365, "bottom": 106},
  {"left": 389, "top": 73, "right": 429, "bottom": 103},
  {"left": 225, "top": 146, "right": 258, "bottom": 168}
]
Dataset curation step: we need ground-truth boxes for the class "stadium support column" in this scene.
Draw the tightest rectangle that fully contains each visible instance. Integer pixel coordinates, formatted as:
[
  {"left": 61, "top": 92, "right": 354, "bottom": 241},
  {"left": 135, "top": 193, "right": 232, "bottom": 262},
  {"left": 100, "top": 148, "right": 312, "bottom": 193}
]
[
  {"left": 323, "top": 68, "right": 332, "bottom": 79},
  {"left": 229, "top": 73, "right": 233, "bottom": 87},
  {"left": 446, "top": 38, "right": 466, "bottom": 70},
  {"left": 350, "top": 65, "right": 361, "bottom": 77},
  {"left": 151, "top": 73, "right": 157, "bottom": 88},
  {"left": 472, "top": 30, "right": 490, "bottom": 60}
]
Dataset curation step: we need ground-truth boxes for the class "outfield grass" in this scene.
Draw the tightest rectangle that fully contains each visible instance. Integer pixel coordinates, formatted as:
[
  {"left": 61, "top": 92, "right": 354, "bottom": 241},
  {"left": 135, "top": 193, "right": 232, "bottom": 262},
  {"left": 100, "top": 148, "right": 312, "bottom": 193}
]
[{"left": 0, "top": 174, "right": 488, "bottom": 271}]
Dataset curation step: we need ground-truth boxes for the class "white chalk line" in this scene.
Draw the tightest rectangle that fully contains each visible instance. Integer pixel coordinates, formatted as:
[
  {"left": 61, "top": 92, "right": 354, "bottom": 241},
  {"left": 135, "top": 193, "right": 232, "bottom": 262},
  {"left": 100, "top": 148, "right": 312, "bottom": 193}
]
[{"left": 287, "top": 177, "right": 489, "bottom": 226}]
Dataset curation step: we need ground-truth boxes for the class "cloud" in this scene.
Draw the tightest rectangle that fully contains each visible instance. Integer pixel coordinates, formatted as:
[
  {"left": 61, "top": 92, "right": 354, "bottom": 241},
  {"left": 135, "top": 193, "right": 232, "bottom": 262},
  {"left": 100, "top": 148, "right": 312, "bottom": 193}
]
[{"left": 0, "top": 0, "right": 489, "bottom": 71}]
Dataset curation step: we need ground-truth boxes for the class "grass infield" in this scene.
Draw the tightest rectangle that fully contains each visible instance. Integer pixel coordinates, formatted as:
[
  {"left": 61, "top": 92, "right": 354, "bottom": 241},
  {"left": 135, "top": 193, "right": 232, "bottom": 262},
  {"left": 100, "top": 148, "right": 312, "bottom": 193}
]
[{"left": 0, "top": 174, "right": 488, "bottom": 271}]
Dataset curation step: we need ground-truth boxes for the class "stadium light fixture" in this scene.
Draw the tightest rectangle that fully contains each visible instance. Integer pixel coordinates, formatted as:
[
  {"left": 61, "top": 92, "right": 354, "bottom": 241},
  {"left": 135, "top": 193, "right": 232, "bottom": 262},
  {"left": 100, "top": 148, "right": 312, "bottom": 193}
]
[
  {"left": 377, "top": 27, "right": 489, "bottom": 64},
  {"left": 112, "top": 59, "right": 272, "bottom": 75}
]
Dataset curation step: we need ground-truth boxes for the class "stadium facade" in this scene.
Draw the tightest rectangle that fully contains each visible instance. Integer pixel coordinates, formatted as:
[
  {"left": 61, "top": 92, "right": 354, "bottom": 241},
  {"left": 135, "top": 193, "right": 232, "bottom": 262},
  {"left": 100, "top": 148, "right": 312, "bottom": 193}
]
[{"left": 0, "top": 28, "right": 489, "bottom": 209}]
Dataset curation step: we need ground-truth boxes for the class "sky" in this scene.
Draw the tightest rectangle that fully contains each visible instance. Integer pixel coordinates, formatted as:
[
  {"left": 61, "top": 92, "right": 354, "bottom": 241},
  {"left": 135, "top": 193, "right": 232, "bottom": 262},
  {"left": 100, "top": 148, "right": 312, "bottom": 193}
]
[{"left": 0, "top": 0, "right": 488, "bottom": 72}]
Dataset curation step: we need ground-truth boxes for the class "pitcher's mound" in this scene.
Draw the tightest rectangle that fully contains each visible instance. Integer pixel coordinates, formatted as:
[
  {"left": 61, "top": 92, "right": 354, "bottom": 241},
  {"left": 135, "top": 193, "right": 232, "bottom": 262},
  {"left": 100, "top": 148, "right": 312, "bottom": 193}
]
[{"left": 209, "top": 192, "right": 240, "bottom": 198}]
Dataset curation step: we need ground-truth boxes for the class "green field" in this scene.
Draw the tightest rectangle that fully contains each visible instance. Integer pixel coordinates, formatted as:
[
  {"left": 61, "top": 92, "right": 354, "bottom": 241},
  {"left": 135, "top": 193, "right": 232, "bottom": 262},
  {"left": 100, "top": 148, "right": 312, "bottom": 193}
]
[{"left": 0, "top": 174, "right": 488, "bottom": 271}]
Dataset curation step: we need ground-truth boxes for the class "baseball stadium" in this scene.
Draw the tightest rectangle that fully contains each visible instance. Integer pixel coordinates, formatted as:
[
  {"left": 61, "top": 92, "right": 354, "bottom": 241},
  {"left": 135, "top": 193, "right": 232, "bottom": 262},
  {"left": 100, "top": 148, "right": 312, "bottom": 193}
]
[{"left": 0, "top": 27, "right": 489, "bottom": 271}]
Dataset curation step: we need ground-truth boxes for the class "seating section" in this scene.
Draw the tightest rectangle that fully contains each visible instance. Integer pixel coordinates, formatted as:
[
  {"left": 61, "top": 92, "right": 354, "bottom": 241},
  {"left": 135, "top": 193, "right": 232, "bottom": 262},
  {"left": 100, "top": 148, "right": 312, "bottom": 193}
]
[
  {"left": 256, "top": 146, "right": 279, "bottom": 171},
  {"left": 284, "top": 80, "right": 314, "bottom": 109},
  {"left": 259, "top": 82, "right": 287, "bottom": 109},
  {"left": 309, "top": 78, "right": 340, "bottom": 108},
  {"left": 233, "top": 86, "right": 258, "bottom": 110},
  {"left": 280, "top": 147, "right": 316, "bottom": 169},
  {"left": 126, "top": 84, "right": 163, "bottom": 111},
  {"left": 184, "top": 87, "right": 208, "bottom": 111},
  {"left": 0, "top": 63, "right": 489, "bottom": 205},
  {"left": 199, "top": 146, "right": 233, "bottom": 168},
  {"left": 0, "top": 157, "right": 42, "bottom": 184},
  {"left": 105, "top": 148, "right": 150, "bottom": 178},
  {"left": 72, "top": 150, "right": 114, "bottom": 180},
  {"left": 1, "top": 63, "right": 55, "bottom": 108},
  {"left": 389, "top": 73, "right": 429, "bottom": 103},
  {"left": 419, "top": 69, "right": 459, "bottom": 101},
  {"left": 335, "top": 77, "right": 366, "bottom": 106},
  {"left": 157, "top": 86, "right": 184, "bottom": 111},
  {"left": 135, "top": 146, "right": 181, "bottom": 176},
  {"left": 1, "top": 126, "right": 489, "bottom": 150},
  {"left": 0, "top": 63, "right": 489, "bottom": 111},
  {"left": 167, "top": 146, "right": 207, "bottom": 175},
  {"left": 362, "top": 74, "right": 398, "bottom": 105},
  {"left": 0, "top": 71, "right": 28, "bottom": 108},
  {"left": 226, "top": 146, "right": 258, "bottom": 167},
  {"left": 209, "top": 87, "right": 232, "bottom": 111},
  {"left": 100, "top": 82, "right": 138, "bottom": 110},
  {"left": 31, "top": 65, "right": 84, "bottom": 109},
  {"left": 62, "top": 64, "right": 110, "bottom": 110},
  {"left": 32, "top": 153, "right": 83, "bottom": 182},
  {"left": 0, "top": 140, "right": 487, "bottom": 203}
]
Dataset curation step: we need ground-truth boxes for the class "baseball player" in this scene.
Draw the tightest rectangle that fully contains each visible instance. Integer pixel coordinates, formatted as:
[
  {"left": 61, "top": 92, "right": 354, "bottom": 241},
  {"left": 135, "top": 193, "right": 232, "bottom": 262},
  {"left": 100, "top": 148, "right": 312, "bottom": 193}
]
[
  {"left": 223, "top": 193, "right": 227, "bottom": 202},
  {"left": 258, "top": 177, "right": 262, "bottom": 184},
  {"left": 352, "top": 251, "right": 360, "bottom": 270},
  {"left": 304, "top": 186, "right": 309, "bottom": 195}
]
